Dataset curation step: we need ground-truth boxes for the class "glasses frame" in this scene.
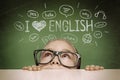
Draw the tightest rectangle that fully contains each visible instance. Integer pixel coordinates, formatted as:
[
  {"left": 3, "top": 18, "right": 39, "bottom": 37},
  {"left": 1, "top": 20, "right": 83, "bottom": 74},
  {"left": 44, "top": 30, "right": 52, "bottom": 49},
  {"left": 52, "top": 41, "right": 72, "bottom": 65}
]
[{"left": 34, "top": 49, "right": 81, "bottom": 68}]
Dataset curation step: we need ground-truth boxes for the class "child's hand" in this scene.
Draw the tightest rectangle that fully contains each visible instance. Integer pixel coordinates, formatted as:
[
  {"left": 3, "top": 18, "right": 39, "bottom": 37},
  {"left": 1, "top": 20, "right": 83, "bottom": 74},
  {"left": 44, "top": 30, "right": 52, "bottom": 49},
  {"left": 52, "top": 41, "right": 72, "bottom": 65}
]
[
  {"left": 85, "top": 65, "right": 104, "bottom": 71},
  {"left": 22, "top": 65, "right": 41, "bottom": 71},
  {"left": 22, "top": 65, "right": 104, "bottom": 71}
]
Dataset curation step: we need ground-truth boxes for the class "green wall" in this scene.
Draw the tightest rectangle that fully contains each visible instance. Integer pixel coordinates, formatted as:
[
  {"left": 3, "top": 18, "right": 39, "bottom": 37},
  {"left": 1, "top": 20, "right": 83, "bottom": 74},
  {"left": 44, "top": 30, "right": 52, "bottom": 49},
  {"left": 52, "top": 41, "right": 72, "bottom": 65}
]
[{"left": 0, "top": 0, "right": 120, "bottom": 69}]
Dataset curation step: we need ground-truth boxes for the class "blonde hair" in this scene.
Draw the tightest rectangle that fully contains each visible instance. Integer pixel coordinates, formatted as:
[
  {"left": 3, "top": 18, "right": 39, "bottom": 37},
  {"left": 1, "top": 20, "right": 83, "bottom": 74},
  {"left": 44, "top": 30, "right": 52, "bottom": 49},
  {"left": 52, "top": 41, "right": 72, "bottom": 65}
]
[{"left": 44, "top": 38, "right": 77, "bottom": 52}]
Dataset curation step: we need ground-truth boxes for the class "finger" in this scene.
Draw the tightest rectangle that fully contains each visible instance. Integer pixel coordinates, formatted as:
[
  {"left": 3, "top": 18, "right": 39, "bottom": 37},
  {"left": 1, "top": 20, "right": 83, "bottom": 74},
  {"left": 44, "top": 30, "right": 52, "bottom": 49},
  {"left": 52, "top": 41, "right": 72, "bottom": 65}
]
[
  {"left": 32, "top": 66, "right": 42, "bottom": 71},
  {"left": 100, "top": 66, "right": 104, "bottom": 70},
  {"left": 37, "top": 66, "right": 41, "bottom": 71},
  {"left": 22, "top": 66, "right": 28, "bottom": 70},
  {"left": 28, "top": 66, "right": 33, "bottom": 71},
  {"left": 94, "top": 65, "right": 100, "bottom": 70},
  {"left": 32, "top": 66, "right": 38, "bottom": 71},
  {"left": 85, "top": 65, "right": 90, "bottom": 71},
  {"left": 89, "top": 67, "right": 95, "bottom": 71}
]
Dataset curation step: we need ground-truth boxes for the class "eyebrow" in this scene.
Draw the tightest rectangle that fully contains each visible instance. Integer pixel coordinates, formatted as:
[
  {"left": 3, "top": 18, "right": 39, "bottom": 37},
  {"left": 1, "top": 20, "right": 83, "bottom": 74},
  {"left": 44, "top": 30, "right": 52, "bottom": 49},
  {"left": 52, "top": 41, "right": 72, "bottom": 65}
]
[
  {"left": 44, "top": 48, "right": 75, "bottom": 53},
  {"left": 61, "top": 49, "right": 74, "bottom": 53},
  {"left": 44, "top": 48, "right": 53, "bottom": 51}
]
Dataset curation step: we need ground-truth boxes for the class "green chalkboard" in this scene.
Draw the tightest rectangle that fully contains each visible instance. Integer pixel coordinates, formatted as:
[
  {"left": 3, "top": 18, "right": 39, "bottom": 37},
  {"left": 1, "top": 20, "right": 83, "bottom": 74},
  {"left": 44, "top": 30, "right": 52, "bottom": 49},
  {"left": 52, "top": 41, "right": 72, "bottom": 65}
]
[{"left": 0, "top": 0, "right": 120, "bottom": 69}]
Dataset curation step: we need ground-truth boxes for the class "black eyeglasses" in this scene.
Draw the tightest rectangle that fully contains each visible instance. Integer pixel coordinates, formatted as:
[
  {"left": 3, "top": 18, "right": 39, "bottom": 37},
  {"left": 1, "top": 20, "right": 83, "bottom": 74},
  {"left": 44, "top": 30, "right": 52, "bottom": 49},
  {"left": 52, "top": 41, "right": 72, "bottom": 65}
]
[{"left": 34, "top": 49, "right": 81, "bottom": 68}]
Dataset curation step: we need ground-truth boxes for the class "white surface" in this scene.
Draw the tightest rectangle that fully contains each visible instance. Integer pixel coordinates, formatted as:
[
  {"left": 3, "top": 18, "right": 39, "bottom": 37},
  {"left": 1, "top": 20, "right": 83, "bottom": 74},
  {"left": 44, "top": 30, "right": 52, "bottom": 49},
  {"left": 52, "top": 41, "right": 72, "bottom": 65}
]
[{"left": 0, "top": 69, "right": 120, "bottom": 80}]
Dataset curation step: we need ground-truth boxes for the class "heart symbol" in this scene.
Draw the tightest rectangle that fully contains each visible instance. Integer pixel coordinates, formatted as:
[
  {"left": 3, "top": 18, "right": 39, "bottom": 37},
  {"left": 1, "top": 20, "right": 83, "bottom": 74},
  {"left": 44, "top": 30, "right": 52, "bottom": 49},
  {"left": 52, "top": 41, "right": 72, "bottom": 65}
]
[{"left": 32, "top": 20, "right": 46, "bottom": 32}]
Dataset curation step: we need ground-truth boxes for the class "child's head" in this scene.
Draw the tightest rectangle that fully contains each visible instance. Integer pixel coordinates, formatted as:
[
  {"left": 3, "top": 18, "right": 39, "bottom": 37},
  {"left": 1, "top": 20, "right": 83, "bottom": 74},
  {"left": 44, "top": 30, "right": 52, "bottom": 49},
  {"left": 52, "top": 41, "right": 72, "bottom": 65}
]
[
  {"left": 44, "top": 39, "right": 76, "bottom": 53},
  {"left": 34, "top": 39, "right": 81, "bottom": 69}
]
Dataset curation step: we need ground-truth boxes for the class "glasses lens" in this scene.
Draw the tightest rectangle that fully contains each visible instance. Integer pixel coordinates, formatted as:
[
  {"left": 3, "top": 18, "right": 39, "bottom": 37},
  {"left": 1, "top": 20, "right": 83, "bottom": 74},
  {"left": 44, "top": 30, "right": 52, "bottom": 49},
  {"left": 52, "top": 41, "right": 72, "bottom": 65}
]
[
  {"left": 37, "top": 50, "right": 54, "bottom": 64},
  {"left": 59, "top": 52, "right": 78, "bottom": 67}
]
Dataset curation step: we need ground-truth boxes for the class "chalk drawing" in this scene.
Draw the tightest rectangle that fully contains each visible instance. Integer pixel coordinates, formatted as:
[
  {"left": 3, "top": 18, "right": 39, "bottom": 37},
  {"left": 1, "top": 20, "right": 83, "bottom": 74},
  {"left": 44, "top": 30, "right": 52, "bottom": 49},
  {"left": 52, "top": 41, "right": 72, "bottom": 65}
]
[
  {"left": 18, "top": 38, "right": 24, "bottom": 43},
  {"left": 14, "top": 21, "right": 24, "bottom": 31},
  {"left": 95, "top": 5, "right": 99, "bottom": 10},
  {"left": 77, "top": 2, "right": 80, "bottom": 8},
  {"left": 94, "top": 21, "right": 107, "bottom": 28},
  {"left": 41, "top": 36, "right": 49, "bottom": 45},
  {"left": 61, "top": 33, "right": 78, "bottom": 43},
  {"left": 41, "top": 34, "right": 56, "bottom": 44},
  {"left": 79, "top": 9, "right": 92, "bottom": 19},
  {"left": 27, "top": 10, "right": 39, "bottom": 18},
  {"left": 48, "top": 34, "right": 57, "bottom": 41},
  {"left": 82, "top": 33, "right": 92, "bottom": 44},
  {"left": 42, "top": 10, "right": 56, "bottom": 19},
  {"left": 25, "top": 20, "right": 30, "bottom": 32},
  {"left": 29, "top": 33, "right": 39, "bottom": 42},
  {"left": 44, "top": 3, "right": 47, "bottom": 9},
  {"left": 94, "top": 10, "right": 107, "bottom": 20},
  {"left": 17, "top": 14, "right": 23, "bottom": 18},
  {"left": 93, "top": 31, "right": 102, "bottom": 39},
  {"left": 95, "top": 41, "right": 98, "bottom": 46},
  {"left": 59, "top": 4, "right": 74, "bottom": 17},
  {"left": 32, "top": 20, "right": 46, "bottom": 32},
  {"left": 104, "top": 31, "right": 109, "bottom": 33}
]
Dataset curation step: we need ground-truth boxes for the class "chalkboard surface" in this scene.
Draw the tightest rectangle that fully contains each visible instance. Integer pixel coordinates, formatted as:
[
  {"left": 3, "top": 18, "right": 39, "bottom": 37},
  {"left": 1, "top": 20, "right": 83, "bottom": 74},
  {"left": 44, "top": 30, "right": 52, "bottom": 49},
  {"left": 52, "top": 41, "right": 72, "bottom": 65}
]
[{"left": 0, "top": 0, "right": 120, "bottom": 69}]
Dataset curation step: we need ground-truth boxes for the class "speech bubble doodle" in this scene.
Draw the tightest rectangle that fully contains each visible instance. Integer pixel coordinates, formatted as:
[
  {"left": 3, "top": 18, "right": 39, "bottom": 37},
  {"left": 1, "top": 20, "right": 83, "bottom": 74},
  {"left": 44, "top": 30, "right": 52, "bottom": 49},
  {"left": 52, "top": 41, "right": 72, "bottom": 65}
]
[
  {"left": 59, "top": 4, "right": 74, "bottom": 17},
  {"left": 79, "top": 9, "right": 92, "bottom": 19},
  {"left": 82, "top": 33, "right": 92, "bottom": 44},
  {"left": 48, "top": 34, "right": 57, "bottom": 40},
  {"left": 41, "top": 34, "right": 56, "bottom": 44},
  {"left": 61, "top": 33, "right": 78, "bottom": 43},
  {"left": 42, "top": 10, "right": 56, "bottom": 19},
  {"left": 14, "top": 21, "right": 24, "bottom": 31},
  {"left": 27, "top": 10, "right": 39, "bottom": 18},
  {"left": 94, "top": 21, "right": 107, "bottom": 28},
  {"left": 93, "top": 31, "right": 102, "bottom": 39},
  {"left": 94, "top": 10, "right": 107, "bottom": 20},
  {"left": 32, "top": 20, "right": 46, "bottom": 32},
  {"left": 41, "top": 36, "right": 49, "bottom": 45},
  {"left": 29, "top": 33, "right": 39, "bottom": 42}
]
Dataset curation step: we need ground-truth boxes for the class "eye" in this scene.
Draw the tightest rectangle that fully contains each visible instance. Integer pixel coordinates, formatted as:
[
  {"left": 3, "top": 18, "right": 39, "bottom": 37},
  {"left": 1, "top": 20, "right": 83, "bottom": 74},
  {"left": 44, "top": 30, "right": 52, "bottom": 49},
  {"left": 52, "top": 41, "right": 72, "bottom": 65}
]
[
  {"left": 44, "top": 53, "right": 52, "bottom": 57},
  {"left": 41, "top": 51, "right": 53, "bottom": 58},
  {"left": 61, "top": 53, "right": 71, "bottom": 59}
]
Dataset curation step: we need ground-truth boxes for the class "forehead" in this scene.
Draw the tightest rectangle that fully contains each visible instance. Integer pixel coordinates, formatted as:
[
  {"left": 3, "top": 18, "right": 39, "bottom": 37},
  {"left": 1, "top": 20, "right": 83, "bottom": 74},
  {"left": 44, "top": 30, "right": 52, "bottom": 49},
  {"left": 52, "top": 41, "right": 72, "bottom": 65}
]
[{"left": 44, "top": 40, "right": 75, "bottom": 52}]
